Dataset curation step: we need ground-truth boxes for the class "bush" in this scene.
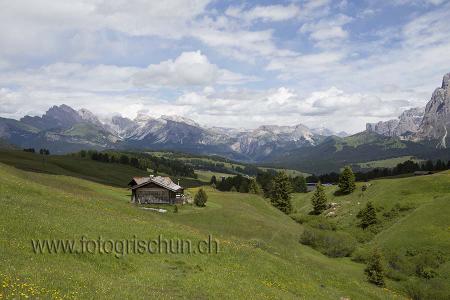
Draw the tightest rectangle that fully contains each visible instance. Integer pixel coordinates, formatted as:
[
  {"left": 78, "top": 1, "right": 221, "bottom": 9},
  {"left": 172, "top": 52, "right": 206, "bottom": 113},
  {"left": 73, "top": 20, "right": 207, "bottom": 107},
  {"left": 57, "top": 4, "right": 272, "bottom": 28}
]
[
  {"left": 404, "top": 279, "right": 450, "bottom": 300},
  {"left": 307, "top": 215, "right": 336, "bottom": 231},
  {"left": 351, "top": 247, "right": 370, "bottom": 263},
  {"left": 290, "top": 213, "right": 307, "bottom": 224},
  {"left": 194, "top": 189, "right": 208, "bottom": 207},
  {"left": 299, "top": 227, "right": 357, "bottom": 257},
  {"left": 364, "top": 248, "right": 385, "bottom": 286}
]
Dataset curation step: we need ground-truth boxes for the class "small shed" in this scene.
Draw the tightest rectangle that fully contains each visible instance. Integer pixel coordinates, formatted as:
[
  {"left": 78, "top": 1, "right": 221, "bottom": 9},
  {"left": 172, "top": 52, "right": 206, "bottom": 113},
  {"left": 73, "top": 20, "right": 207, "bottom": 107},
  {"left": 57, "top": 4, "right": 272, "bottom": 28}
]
[{"left": 128, "top": 176, "right": 184, "bottom": 204}]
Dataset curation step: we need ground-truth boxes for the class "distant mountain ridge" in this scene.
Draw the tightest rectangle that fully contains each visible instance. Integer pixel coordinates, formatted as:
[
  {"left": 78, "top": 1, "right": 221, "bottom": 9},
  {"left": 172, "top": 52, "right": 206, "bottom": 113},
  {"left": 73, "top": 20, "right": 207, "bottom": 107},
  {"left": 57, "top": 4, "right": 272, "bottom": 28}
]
[
  {"left": 0, "top": 103, "right": 343, "bottom": 159},
  {"left": 366, "top": 72, "right": 450, "bottom": 149},
  {"left": 1, "top": 72, "right": 449, "bottom": 170}
]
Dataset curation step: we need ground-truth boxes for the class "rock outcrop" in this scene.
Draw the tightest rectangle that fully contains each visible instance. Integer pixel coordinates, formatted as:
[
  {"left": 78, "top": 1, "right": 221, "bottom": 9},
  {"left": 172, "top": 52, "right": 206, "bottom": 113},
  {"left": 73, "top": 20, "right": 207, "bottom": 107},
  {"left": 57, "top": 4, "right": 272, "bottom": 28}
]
[
  {"left": 366, "top": 107, "right": 424, "bottom": 137},
  {"left": 366, "top": 72, "right": 450, "bottom": 148},
  {"left": 417, "top": 73, "right": 450, "bottom": 148}
]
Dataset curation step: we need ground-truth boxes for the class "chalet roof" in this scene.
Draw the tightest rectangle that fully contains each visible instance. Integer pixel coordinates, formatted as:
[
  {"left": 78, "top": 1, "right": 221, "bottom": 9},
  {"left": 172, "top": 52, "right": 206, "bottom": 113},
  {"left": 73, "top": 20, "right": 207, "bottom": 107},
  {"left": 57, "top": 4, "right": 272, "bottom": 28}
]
[
  {"left": 131, "top": 177, "right": 150, "bottom": 186},
  {"left": 130, "top": 176, "right": 183, "bottom": 192}
]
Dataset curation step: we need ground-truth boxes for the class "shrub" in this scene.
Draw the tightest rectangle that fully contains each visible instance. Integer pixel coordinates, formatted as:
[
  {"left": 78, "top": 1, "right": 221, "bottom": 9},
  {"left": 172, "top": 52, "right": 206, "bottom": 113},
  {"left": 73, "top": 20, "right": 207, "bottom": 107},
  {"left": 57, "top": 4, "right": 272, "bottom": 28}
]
[
  {"left": 307, "top": 215, "right": 336, "bottom": 231},
  {"left": 351, "top": 247, "right": 370, "bottom": 263},
  {"left": 299, "top": 227, "right": 357, "bottom": 258},
  {"left": 364, "top": 248, "right": 385, "bottom": 286},
  {"left": 290, "top": 213, "right": 307, "bottom": 224},
  {"left": 194, "top": 188, "right": 208, "bottom": 207}
]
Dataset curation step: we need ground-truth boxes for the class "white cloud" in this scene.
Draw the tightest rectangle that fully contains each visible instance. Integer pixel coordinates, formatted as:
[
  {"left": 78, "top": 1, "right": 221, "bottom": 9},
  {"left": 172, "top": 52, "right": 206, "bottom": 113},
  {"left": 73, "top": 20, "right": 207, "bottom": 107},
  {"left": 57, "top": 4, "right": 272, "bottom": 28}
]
[
  {"left": 226, "top": 4, "right": 300, "bottom": 22},
  {"left": 132, "top": 51, "right": 255, "bottom": 87},
  {"left": 299, "top": 14, "right": 352, "bottom": 47},
  {"left": 166, "top": 86, "right": 413, "bottom": 132},
  {"left": 391, "top": 0, "right": 446, "bottom": 6},
  {"left": 0, "top": 0, "right": 449, "bottom": 134},
  {"left": 0, "top": 52, "right": 255, "bottom": 96},
  {"left": 0, "top": 0, "right": 210, "bottom": 63}
]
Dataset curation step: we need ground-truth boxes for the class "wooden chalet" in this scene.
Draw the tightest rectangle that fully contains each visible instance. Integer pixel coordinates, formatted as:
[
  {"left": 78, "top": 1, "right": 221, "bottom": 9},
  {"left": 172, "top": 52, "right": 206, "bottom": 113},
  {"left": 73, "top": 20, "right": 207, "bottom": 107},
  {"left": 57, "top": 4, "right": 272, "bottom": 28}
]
[{"left": 128, "top": 176, "right": 184, "bottom": 204}]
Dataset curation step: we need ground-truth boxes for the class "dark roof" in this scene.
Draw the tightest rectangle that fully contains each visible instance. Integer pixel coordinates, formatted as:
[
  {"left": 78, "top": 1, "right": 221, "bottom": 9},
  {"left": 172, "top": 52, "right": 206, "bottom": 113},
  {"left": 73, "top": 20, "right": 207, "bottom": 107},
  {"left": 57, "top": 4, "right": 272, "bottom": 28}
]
[{"left": 129, "top": 176, "right": 183, "bottom": 192}]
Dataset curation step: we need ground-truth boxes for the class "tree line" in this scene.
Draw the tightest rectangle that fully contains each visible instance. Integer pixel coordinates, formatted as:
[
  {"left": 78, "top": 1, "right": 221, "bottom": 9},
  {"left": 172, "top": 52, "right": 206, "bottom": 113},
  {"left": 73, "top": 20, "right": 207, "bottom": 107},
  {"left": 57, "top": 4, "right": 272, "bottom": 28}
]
[
  {"left": 75, "top": 150, "right": 197, "bottom": 178},
  {"left": 306, "top": 159, "right": 450, "bottom": 183},
  {"left": 212, "top": 171, "right": 307, "bottom": 196},
  {"left": 23, "top": 148, "right": 50, "bottom": 155}
]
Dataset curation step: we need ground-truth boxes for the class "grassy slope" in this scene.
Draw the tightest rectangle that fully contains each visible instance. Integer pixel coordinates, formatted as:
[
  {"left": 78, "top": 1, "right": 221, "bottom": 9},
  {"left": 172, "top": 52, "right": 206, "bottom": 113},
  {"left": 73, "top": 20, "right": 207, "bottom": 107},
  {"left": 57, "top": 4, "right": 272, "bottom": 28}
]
[
  {"left": 0, "top": 150, "right": 148, "bottom": 187},
  {"left": 357, "top": 156, "right": 422, "bottom": 169},
  {"left": 194, "top": 170, "right": 234, "bottom": 182},
  {"left": 148, "top": 150, "right": 308, "bottom": 178},
  {"left": 0, "top": 161, "right": 401, "bottom": 299},
  {"left": 291, "top": 172, "right": 450, "bottom": 296}
]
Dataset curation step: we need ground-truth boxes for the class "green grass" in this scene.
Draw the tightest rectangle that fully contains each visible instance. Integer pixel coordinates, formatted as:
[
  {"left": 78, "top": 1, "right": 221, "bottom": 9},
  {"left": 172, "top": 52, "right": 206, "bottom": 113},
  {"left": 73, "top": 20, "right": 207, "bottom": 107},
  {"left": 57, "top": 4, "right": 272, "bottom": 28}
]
[
  {"left": 0, "top": 150, "right": 205, "bottom": 189},
  {"left": 291, "top": 172, "right": 450, "bottom": 298},
  {"left": 357, "top": 156, "right": 422, "bottom": 169},
  {"left": 0, "top": 150, "right": 149, "bottom": 187},
  {"left": 194, "top": 170, "right": 235, "bottom": 183},
  {"left": 259, "top": 167, "right": 310, "bottom": 177},
  {"left": 0, "top": 155, "right": 403, "bottom": 299}
]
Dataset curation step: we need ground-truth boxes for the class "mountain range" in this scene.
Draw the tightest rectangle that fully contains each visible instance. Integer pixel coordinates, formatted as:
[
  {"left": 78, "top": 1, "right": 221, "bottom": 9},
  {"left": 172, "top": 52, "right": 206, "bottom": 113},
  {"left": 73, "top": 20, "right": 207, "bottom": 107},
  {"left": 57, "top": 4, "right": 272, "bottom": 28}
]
[
  {"left": 1, "top": 72, "right": 449, "bottom": 172},
  {"left": 0, "top": 105, "right": 345, "bottom": 160}
]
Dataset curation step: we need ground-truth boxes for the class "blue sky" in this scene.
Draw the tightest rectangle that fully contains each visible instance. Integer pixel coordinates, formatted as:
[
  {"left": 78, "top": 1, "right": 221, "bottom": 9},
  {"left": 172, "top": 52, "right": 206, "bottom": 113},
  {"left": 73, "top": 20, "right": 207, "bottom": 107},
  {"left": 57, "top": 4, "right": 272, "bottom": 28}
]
[{"left": 0, "top": 0, "right": 449, "bottom": 132}]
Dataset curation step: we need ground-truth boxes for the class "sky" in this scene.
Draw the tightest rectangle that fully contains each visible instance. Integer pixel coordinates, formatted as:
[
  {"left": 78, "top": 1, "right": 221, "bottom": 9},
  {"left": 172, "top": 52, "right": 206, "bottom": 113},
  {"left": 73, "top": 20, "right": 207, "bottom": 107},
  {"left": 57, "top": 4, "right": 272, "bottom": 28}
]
[{"left": 0, "top": 0, "right": 449, "bottom": 133}]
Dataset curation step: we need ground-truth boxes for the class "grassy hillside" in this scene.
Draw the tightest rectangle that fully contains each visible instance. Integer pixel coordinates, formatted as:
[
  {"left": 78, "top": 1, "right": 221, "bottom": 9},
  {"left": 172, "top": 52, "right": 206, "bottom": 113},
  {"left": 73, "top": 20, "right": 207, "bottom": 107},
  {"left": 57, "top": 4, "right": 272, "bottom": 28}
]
[
  {"left": 0, "top": 150, "right": 205, "bottom": 188},
  {"left": 0, "top": 139, "right": 17, "bottom": 150},
  {"left": 0, "top": 160, "right": 402, "bottom": 299},
  {"left": 272, "top": 132, "right": 450, "bottom": 174},
  {"left": 194, "top": 170, "right": 234, "bottom": 182},
  {"left": 147, "top": 150, "right": 308, "bottom": 178},
  {"left": 291, "top": 172, "right": 450, "bottom": 299},
  {"left": 356, "top": 156, "right": 422, "bottom": 169},
  {"left": 0, "top": 150, "right": 148, "bottom": 187}
]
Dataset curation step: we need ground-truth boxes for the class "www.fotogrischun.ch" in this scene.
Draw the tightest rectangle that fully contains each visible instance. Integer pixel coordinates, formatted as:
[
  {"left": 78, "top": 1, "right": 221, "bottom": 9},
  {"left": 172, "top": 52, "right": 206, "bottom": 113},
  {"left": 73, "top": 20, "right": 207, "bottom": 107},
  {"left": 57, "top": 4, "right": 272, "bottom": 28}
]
[{"left": 31, "top": 235, "right": 219, "bottom": 258}]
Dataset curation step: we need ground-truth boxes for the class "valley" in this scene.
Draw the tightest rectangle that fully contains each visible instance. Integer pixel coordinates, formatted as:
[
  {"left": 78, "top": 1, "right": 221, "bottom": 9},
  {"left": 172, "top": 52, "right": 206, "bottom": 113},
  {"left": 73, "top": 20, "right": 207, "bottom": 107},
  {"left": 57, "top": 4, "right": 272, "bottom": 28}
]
[{"left": 0, "top": 149, "right": 448, "bottom": 299}]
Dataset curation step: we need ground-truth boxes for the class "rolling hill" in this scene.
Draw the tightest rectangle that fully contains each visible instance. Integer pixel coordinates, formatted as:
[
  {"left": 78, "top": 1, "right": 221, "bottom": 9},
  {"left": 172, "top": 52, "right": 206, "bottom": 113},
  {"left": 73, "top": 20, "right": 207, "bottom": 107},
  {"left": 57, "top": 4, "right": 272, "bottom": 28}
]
[
  {"left": 291, "top": 172, "right": 450, "bottom": 299},
  {"left": 0, "top": 152, "right": 406, "bottom": 299}
]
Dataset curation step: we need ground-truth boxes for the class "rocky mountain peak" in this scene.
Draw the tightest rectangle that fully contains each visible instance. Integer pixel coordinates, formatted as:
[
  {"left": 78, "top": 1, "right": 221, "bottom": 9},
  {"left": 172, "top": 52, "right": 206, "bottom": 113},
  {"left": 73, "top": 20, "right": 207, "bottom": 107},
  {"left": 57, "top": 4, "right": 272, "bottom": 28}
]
[
  {"left": 20, "top": 104, "right": 82, "bottom": 130},
  {"left": 78, "top": 108, "right": 102, "bottom": 127},
  {"left": 442, "top": 72, "right": 449, "bottom": 89},
  {"left": 160, "top": 115, "right": 199, "bottom": 127},
  {"left": 418, "top": 72, "right": 450, "bottom": 148}
]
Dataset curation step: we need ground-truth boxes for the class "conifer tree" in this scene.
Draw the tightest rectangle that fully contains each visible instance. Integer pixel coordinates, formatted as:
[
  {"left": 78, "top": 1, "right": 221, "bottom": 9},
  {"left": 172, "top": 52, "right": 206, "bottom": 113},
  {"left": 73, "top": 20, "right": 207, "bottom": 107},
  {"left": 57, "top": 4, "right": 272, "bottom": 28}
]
[
  {"left": 357, "top": 201, "right": 378, "bottom": 229},
  {"left": 338, "top": 166, "right": 356, "bottom": 194},
  {"left": 365, "top": 248, "right": 385, "bottom": 286},
  {"left": 269, "top": 172, "right": 293, "bottom": 214},
  {"left": 311, "top": 182, "right": 327, "bottom": 214},
  {"left": 293, "top": 176, "right": 307, "bottom": 193},
  {"left": 210, "top": 175, "right": 217, "bottom": 185},
  {"left": 248, "top": 178, "right": 262, "bottom": 195},
  {"left": 194, "top": 188, "right": 208, "bottom": 207}
]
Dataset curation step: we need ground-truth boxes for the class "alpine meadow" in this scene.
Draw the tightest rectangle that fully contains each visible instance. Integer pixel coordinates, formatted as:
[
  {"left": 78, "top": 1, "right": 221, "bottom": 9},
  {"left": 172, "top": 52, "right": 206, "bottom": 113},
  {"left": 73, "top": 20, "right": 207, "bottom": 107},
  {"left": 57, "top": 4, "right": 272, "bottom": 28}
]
[{"left": 1, "top": 1, "right": 450, "bottom": 299}]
